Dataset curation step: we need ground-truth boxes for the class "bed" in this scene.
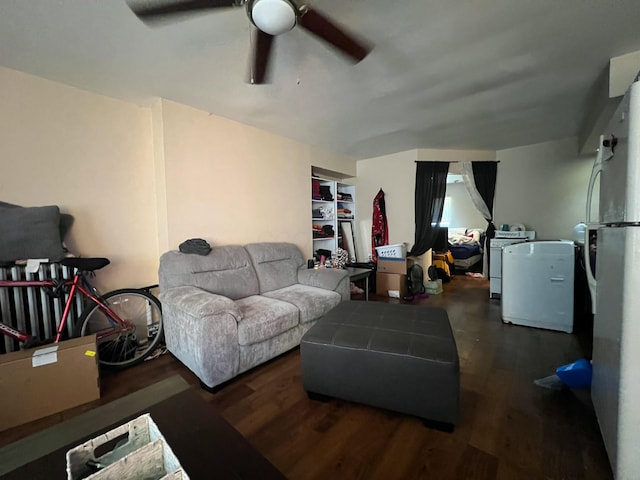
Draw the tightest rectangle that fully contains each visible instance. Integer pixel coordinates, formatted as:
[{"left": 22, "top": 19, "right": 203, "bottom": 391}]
[{"left": 447, "top": 228, "right": 485, "bottom": 271}]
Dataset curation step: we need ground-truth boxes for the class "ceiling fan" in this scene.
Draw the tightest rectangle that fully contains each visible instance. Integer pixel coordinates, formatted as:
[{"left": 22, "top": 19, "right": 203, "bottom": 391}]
[{"left": 127, "top": 0, "right": 372, "bottom": 84}]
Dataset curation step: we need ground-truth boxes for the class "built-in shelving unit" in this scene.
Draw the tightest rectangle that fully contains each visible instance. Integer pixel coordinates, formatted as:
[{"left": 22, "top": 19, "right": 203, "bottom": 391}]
[{"left": 312, "top": 177, "right": 356, "bottom": 261}]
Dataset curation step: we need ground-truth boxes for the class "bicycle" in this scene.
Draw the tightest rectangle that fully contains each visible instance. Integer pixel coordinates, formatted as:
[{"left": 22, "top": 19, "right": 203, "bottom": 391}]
[{"left": 0, "top": 257, "right": 163, "bottom": 369}]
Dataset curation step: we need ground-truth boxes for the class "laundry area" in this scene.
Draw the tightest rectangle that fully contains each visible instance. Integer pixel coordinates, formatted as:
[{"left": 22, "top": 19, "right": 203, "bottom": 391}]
[{"left": 488, "top": 226, "right": 586, "bottom": 334}]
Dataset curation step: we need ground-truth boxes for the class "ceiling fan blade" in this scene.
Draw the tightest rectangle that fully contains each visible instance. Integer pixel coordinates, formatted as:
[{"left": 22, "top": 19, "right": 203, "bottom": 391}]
[
  {"left": 128, "top": 0, "right": 238, "bottom": 23},
  {"left": 249, "top": 29, "right": 275, "bottom": 84},
  {"left": 298, "top": 6, "right": 371, "bottom": 62}
]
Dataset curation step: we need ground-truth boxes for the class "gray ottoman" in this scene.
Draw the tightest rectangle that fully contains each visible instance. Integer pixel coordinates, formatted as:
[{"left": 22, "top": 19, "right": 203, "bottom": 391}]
[{"left": 300, "top": 301, "right": 460, "bottom": 429}]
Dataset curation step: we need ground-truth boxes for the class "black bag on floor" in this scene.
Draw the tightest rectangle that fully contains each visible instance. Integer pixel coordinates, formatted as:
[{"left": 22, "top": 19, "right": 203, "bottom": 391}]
[{"left": 404, "top": 264, "right": 426, "bottom": 300}]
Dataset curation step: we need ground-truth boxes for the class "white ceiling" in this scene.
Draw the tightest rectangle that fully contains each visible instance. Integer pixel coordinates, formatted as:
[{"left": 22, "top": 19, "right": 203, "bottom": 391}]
[{"left": 1, "top": 0, "right": 640, "bottom": 159}]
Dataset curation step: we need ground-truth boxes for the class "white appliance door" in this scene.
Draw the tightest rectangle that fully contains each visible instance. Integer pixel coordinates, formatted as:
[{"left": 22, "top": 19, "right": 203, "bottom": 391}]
[
  {"left": 600, "top": 79, "right": 640, "bottom": 224},
  {"left": 592, "top": 226, "right": 640, "bottom": 478},
  {"left": 489, "top": 246, "right": 502, "bottom": 279}
]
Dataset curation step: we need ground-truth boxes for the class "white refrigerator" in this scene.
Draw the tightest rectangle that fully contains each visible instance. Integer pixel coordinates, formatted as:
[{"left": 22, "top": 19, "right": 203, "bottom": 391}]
[{"left": 587, "top": 73, "right": 640, "bottom": 479}]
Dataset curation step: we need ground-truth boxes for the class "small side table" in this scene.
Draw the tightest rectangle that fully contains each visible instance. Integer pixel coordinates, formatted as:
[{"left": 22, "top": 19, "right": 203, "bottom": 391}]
[{"left": 345, "top": 266, "right": 373, "bottom": 301}]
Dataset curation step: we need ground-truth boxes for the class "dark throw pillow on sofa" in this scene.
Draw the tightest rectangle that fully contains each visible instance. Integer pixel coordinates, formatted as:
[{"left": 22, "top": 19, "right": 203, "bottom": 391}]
[{"left": 0, "top": 205, "right": 66, "bottom": 262}]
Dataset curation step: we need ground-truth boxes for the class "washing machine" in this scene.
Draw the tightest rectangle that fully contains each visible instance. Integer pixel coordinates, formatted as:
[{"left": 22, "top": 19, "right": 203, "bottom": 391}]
[{"left": 501, "top": 240, "right": 575, "bottom": 333}]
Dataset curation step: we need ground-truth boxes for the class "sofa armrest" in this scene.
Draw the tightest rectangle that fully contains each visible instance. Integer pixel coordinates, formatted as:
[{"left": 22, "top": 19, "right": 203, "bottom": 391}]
[
  {"left": 297, "top": 267, "right": 350, "bottom": 301},
  {"left": 159, "top": 286, "right": 242, "bottom": 388},
  {"left": 160, "top": 286, "right": 243, "bottom": 321}
]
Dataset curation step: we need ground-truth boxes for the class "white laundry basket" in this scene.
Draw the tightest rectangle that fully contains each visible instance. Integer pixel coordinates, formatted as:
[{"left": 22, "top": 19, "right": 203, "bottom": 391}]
[{"left": 375, "top": 243, "right": 407, "bottom": 259}]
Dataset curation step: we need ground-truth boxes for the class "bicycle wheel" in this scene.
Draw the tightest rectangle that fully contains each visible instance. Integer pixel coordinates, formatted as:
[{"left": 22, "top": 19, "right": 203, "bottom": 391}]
[{"left": 74, "top": 288, "right": 163, "bottom": 368}]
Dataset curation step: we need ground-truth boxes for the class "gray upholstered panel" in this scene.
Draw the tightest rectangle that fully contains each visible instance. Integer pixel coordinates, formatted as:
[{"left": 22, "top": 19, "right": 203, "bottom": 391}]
[
  {"left": 239, "top": 322, "right": 315, "bottom": 374},
  {"left": 159, "top": 245, "right": 259, "bottom": 300},
  {"left": 235, "top": 295, "right": 299, "bottom": 346},
  {"left": 159, "top": 286, "right": 242, "bottom": 321},
  {"left": 160, "top": 288, "right": 240, "bottom": 389},
  {"left": 300, "top": 302, "right": 460, "bottom": 425},
  {"left": 297, "top": 267, "right": 350, "bottom": 301},
  {"left": 262, "top": 284, "right": 342, "bottom": 324},
  {"left": 244, "top": 242, "right": 304, "bottom": 294}
]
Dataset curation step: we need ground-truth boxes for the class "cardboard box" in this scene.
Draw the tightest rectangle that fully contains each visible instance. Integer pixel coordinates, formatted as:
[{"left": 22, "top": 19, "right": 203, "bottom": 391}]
[
  {"left": 376, "top": 272, "right": 408, "bottom": 298},
  {"left": 377, "top": 258, "right": 408, "bottom": 275},
  {"left": 0, "top": 335, "right": 100, "bottom": 431}
]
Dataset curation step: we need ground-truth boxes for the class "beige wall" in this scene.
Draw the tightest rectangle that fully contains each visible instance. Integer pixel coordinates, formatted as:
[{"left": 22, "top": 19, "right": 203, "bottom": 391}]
[
  {"left": 355, "top": 141, "right": 594, "bottom": 255},
  {"left": 151, "top": 99, "right": 170, "bottom": 256},
  {"left": 354, "top": 150, "right": 417, "bottom": 260},
  {"left": 354, "top": 148, "right": 495, "bottom": 261},
  {"left": 1, "top": 65, "right": 592, "bottom": 289},
  {"left": 0, "top": 66, "right": 157, "bottom": 291},
  {"left": 157, "top": 100, "right": 356, "bottom": 259},
  {"left": 0, "top": 67, "right": 356, "bottom": 291},
  {"left": 495, "top": 137, "right": 595, "bottom": 240}
]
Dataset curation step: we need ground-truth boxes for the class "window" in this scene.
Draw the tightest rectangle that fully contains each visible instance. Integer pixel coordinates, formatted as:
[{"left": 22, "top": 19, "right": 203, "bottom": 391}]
[{"left": 440, "top": 196, "right": 452, "bottom": 227}]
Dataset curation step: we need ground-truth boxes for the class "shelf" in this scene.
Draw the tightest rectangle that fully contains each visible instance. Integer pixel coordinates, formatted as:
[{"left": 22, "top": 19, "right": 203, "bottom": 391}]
[{"left": 311, "top": 176, "right": 355, "bottom": 257}]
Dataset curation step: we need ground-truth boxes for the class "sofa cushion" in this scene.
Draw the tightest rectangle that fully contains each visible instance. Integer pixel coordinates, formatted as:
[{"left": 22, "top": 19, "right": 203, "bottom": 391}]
[
  {"left": 235, "top": 295, "right": 299, "bottom": 346},
  {"left": 244, "top": 242, "right": 305, "bottom": 294},
  {"left": 262, "top": 284, "right": 342, "bottom": 324},
  {"left": 159, "top": 245, "right": 259, "bottom": 300}
]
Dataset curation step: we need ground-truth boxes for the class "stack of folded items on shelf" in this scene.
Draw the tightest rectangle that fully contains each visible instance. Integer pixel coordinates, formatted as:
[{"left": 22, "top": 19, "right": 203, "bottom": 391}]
[
  {"left": 336, "top": 191, "right": 353, "bottom": 201},
  {"left": 312, "top": 224, "right": 335, "bottom": 238},
  {"left": 312, "top": 179, "right": 322, "bottom": 200},
  {"left": 337, "top": 203, "right": 353, "bottom": 219}
]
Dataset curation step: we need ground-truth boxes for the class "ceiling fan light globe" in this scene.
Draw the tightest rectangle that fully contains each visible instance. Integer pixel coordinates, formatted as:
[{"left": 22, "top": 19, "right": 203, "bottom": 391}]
[{"left": 252, "top": 0, "right": 296, "bottom": 35}]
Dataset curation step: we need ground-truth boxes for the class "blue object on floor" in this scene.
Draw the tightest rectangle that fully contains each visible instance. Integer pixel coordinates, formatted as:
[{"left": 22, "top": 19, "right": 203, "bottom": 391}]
[{"left": 555, "top": 358, "right": 592, "bottom": 389}]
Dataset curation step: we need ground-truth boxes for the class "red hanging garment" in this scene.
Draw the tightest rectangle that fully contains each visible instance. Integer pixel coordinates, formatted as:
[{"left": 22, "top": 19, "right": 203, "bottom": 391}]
[{"left": 371, "top": 188, "right": 389, "bottom": 262}]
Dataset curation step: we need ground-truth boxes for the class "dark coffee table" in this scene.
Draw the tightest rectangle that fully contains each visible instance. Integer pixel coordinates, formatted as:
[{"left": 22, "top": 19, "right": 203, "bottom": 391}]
[{"left": 0, "top": 388, "right": 284, "bottom": 480}]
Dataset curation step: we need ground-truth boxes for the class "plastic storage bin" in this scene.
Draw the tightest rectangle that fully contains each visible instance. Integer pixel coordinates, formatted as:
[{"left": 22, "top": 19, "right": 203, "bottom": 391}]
[
  {"left": 375, "top": 243, "right": 407, "bottom": 259},
  {"left": 425, "top": 279, "right": 443, "bottom": 294},
  {"left": 66, "top": 413, "right": 189, "bottom": 480}
]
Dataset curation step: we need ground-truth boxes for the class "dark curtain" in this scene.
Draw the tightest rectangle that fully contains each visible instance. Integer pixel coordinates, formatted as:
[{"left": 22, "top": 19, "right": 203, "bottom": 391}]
[
  {"left": 472, "top": 161, "right": 498, "bottom": 266},
  {"left": 409, "top": 161, "right": 450, "bottom": 257}
]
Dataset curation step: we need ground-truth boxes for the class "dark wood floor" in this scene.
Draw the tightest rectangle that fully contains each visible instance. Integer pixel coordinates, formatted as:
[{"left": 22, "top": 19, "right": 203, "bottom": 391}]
[{"left": 1, "top": 275, "right": 612, "bottom": 480}]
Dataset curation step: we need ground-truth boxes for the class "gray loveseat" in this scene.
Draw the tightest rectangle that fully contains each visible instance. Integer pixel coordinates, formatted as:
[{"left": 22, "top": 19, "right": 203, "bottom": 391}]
[{"left": 159, "top": 242, "right": 349, "bottom": 389}]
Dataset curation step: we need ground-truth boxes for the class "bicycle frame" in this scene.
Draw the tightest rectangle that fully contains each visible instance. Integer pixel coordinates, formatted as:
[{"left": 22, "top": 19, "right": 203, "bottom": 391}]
[{"left": 0, "top": 272, "right": 131, "bottom": 345}]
